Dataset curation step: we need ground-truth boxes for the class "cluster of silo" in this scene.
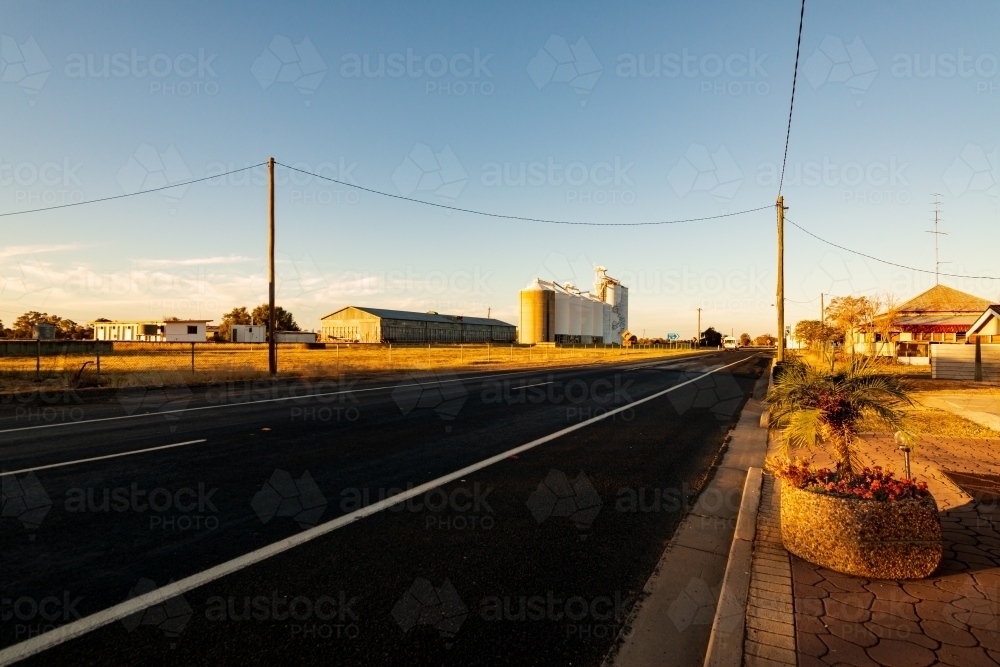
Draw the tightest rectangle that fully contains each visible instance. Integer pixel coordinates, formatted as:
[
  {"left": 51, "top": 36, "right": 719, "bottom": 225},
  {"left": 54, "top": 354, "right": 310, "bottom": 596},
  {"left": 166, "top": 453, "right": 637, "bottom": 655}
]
[
  {"left": 594, "top": 266, "right": 629, "bottom": 343},
  {"left": 519, "top": 267, "right": 628, "bottom": 344}
]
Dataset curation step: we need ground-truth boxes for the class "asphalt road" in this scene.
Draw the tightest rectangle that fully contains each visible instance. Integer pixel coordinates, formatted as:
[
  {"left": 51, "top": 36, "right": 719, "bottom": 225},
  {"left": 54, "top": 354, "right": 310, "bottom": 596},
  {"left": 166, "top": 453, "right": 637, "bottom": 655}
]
[{"left": 0, "top": 350, "right": 768, "bottom": 666}]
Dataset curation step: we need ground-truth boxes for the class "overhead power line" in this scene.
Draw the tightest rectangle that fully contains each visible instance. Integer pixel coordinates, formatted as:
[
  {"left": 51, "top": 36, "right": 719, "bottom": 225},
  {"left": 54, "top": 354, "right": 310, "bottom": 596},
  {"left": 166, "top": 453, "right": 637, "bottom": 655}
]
[
  {"left": 0, "top": 163, "right": 268, "bottom": 218},
  {"left": 778, "top": 0, "right": 807, "bottom": 196},
  {"left": 276, "top": 162, "right": 771, "bottom": 226},
  {"left": 785, "top": 217, "right": 998, "bottom": 281}
]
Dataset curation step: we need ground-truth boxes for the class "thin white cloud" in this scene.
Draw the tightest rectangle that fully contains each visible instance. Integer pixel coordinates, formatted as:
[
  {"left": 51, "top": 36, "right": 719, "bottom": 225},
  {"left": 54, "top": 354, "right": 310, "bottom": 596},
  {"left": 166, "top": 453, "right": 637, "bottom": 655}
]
[
  {"left": 135, "top": 255, "right": 256, "bottom": 267},
  {"left": 0, "top": 243, "right": 79, "bottom": 259}
]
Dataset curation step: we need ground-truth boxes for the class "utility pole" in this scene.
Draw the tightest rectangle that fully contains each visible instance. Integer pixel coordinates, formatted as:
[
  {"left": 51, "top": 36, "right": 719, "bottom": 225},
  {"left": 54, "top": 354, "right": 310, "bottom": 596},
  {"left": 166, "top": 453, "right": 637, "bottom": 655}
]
[
  {"left": 268, "top": 157, "right": 277, "bottom": 375},
  {"left": 776, "top": 196, "right": 786, "bottom": 362},
  {"left": 697, "top": 307, "right": 702, "bottom": 347},
  {"left": 927, "top": 194, "right": 947, "bottom": 285}
]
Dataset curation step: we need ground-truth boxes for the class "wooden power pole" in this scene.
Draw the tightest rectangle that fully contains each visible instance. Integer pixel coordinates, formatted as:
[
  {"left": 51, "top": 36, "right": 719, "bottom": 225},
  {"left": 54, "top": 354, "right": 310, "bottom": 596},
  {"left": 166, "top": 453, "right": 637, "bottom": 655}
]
[
  {"left": 697, "top": 307, "right": 702, "bottom": 347},
  {"left": 776, "top": 196, "right": 786, "bottom": 362},
  {"left": 268, "top": 157, "right": 277, "bottom": 375}
]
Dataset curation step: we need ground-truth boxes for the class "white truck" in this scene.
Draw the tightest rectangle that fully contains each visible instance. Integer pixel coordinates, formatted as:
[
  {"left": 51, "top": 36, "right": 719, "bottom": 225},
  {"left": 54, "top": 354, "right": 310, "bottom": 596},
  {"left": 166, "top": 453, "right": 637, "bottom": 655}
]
[{"left": 722, "top": 336, "right": 739, "bottom": 351}]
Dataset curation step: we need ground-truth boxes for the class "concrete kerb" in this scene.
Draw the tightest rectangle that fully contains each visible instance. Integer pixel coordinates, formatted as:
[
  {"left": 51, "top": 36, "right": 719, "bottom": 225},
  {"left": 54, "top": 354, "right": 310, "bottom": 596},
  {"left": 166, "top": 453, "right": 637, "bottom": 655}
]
[
  {"left": 758, "top": 358, "right": 776, "bottom": 428},
  {"left": 702, "top": 467, "right": 763, "bottom": 667}
]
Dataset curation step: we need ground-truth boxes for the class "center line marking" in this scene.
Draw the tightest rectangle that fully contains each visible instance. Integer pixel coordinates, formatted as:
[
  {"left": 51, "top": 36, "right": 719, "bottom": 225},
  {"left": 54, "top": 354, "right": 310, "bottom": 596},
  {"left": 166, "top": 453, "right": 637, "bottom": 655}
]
[
  {"left": 0, "top": 355, "right": 755, "bottom": 666},
  {"left": 510, "top": 381, "right": 553, "bottom": 390},
  {"left": 0, "top": 439, "right": 208, "bottom": 478}
]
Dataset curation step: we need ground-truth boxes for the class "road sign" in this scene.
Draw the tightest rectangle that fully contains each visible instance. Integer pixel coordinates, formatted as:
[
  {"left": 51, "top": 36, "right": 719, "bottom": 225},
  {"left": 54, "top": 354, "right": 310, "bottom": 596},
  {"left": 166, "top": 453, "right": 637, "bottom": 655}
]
[{"left": 666, "top": 333, "right": 679, "bottom": 341}]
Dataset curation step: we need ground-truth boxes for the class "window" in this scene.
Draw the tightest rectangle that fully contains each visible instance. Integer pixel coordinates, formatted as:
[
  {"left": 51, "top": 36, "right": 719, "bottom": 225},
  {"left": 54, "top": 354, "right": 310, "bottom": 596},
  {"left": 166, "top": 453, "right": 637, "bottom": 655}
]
[
  {"left": 187, "top": 325, "right": 198, "bottom": 334},
  {"left": 142, "top": 324, "right": 157, "bottom": 336}
]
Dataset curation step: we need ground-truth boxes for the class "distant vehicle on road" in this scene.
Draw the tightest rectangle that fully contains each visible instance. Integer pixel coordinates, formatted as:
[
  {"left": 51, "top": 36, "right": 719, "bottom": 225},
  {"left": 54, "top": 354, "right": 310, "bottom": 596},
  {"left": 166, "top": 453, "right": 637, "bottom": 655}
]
[{"left": 723, "top": 336, "right": 739, "bottom": 351}]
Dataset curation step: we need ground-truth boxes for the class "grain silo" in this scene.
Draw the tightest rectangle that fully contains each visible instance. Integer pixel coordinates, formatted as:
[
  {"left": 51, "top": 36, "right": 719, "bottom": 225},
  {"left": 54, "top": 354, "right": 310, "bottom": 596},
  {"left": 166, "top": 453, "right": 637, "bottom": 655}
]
[
  {"left": 565, "top": 284, "right": 583, "bottom": 338},
  {"left": 553, "top": 282, "right": 570, "bottom": 336},
  {"left": 595, "top": 267, "right": 628, "bottom": 344},
  {"left": 518, "top": 279, "right": 555, "bottom": 343},
  {"left": 518, "top": 267, "right": 629, "bottom": 345},
  {"left": 586, "top": 293, "right": 605, "bottom": 341},
  {"left": 579, "top": 291, "right": 593, "bottom": 343}
]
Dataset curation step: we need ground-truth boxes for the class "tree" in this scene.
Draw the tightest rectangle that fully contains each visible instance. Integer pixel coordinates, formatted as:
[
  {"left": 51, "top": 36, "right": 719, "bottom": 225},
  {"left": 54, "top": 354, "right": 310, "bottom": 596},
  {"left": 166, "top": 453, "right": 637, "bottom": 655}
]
[
  {"left": 701, "top": 327, "right": 722, "bottom": 347},
  {"left": 826, "top": 296, "right": 877, "bottom": 355},
  {"left": 794, "top": 320, "right": 823, "bottom": 349},
  {"left": 754, "top": 333, "right": 777, "bottom": 347},
  {"left": 871, "top": 292, "right": 900, "bottom": 357},
  {"left": 251, "top": 303, "right": 299, "bottom": 331},
  {"left": 766, "top": 357, "right": 913, "bottom": 477},
  {"left": 218, "top": 307, "right": 252, "bottom": 341},
  {"left": 739, "top": 333, "right": 752, "bottom": 347},
  {"left": 10, "top": 312, "right": 91, "bottom": 339}
]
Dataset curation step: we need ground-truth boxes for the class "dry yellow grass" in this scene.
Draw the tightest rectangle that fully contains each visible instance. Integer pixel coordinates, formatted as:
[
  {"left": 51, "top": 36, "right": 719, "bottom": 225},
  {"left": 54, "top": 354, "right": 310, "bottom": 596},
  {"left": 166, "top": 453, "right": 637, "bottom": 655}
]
[
  {"left": 0, "top": 343, "right": 704, "bottom": 393},
  {"left": 787, "top": 350, "right": 997, "bottom": 438},
  {"left": 857, "top": 405, "right": 999, "bottom": 438}
]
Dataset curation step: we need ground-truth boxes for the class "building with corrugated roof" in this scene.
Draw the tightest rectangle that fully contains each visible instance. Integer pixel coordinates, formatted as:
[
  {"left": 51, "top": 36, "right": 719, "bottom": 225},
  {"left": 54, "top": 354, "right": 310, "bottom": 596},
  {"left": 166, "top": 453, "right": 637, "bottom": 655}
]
[
  {"left": 854, "top": 284, "right": 992, "bottom": 361},
  {"left": 319, "top": 307, "right": 516, "bottom": 343}
]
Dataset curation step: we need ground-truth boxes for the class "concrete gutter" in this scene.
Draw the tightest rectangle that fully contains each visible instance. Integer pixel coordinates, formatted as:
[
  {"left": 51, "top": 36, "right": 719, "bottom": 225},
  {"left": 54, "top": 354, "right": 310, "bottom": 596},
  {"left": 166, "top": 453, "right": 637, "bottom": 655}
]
[{"left": 702, "top": 467, "right": 763, "bottom": 667}]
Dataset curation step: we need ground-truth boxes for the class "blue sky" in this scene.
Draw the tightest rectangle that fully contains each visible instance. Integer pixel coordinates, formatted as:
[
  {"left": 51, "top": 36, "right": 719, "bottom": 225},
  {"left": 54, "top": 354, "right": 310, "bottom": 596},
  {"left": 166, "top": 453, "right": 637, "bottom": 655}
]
[{"left": 1, "top": 0, "right": 998, "bottom": 337}]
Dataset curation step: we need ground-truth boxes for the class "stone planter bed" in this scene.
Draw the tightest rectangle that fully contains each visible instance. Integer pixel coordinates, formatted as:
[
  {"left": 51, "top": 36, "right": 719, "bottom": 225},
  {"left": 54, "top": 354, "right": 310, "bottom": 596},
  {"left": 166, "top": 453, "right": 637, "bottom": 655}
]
[{"left": 779, "top": 481, "right": 942, "bottom": 579}]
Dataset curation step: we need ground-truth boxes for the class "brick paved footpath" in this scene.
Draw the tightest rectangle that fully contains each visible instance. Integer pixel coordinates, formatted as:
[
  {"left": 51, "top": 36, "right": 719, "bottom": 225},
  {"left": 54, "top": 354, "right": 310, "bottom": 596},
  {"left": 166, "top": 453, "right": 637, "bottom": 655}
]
[{"left": 742, "top": 435, "right": 1000, "bottom": 667}]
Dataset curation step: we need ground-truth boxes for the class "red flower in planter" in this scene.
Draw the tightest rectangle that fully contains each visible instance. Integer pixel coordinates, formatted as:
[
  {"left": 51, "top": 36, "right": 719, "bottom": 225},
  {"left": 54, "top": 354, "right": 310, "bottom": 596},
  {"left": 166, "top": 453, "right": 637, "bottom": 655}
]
[{"left": 770, "top": 460, "right": 929, "bottom": 501}]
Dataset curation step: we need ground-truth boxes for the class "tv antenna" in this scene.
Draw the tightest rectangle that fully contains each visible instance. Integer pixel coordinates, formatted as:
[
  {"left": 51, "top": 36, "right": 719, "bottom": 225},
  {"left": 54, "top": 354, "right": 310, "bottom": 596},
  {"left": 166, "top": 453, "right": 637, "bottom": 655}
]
[{"left": 926, "top": 194, "right": 950, "bottom": 284}]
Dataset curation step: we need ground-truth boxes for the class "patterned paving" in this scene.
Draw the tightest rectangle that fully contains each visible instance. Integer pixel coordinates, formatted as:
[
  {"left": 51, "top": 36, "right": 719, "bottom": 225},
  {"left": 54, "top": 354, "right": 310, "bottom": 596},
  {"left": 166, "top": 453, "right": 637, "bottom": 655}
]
[{"left": 746, "top": 435, "right": 1000, "bottom": 667}]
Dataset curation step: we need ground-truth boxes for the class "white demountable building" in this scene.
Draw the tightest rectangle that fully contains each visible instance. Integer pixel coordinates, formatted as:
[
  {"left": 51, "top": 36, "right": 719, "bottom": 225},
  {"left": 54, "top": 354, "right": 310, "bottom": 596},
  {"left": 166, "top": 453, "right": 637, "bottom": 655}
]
[
  {"left": 230, "top": 324, "right": 265, "bottom": 343},
  {"left": 91, "top": 319, "right": 211, "bottom": 342}
]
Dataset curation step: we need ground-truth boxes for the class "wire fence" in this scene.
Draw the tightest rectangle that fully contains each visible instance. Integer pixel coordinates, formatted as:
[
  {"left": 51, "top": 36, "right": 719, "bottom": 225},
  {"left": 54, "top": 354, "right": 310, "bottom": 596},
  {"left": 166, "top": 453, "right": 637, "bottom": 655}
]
[{"left": 0, "top": 340, "right": 699, "bottom": 393}]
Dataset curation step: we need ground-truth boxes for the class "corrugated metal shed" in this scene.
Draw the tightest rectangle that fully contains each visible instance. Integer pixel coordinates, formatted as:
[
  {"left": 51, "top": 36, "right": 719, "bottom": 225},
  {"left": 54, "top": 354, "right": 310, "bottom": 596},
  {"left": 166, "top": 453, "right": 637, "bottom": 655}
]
[{"left": 320, "top": 306, "right": 516, "bottom": 343}]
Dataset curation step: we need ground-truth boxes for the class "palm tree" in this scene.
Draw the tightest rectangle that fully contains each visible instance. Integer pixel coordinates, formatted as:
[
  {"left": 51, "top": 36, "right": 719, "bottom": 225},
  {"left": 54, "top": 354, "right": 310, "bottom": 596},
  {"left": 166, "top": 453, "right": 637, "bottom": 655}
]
[{"left": 766, "top": 358, "right": 914, "bottom": 476}]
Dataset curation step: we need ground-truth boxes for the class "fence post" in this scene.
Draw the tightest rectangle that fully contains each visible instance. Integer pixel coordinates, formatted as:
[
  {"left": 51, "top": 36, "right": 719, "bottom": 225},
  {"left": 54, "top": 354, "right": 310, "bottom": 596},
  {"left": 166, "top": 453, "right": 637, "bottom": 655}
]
[
  {"left": 389, "top": 343, "right": 392, "bottom": 369},
  {"left": 337, "top": 343, "right": 340, "bottom": 375},
  {"left": 191, "top": 342, "right": 195, "bottom": 374},
  {"left": 975, "top": 336, "right": 983, "bottom": 382},
  {"left": 96, "top": 348, "right": 101, "bottom": 382},
  {"left": 510, "top": 344, "right": 513, "bottom": 362},
  {"left": 487, "top": 342, "right": 490, "bottom": 363},
  {"left": 36, "top": 339, "right": 41, "bottom": 381}
]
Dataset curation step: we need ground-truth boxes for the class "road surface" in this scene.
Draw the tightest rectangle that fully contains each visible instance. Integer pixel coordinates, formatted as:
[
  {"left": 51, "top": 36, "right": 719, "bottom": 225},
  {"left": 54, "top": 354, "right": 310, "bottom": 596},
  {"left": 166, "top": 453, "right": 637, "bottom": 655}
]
[{"left": 0, "top": 350, "right": 768, "bottom": 666}]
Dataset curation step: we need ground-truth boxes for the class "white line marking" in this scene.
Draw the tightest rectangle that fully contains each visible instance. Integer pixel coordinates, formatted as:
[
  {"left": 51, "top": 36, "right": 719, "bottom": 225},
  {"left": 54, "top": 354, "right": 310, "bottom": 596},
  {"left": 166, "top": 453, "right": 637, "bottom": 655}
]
[
  {"left": 0, "top": 352, "right": 721, "bottom": 434},
  {"left": 509, "top": 381, "right": 553, "bottom": 390},
  {"left": 0, "top": 356, "right": 752, "bottom": 666},
  {"left": 0, "top": 440, "right": 208, "bottom": 478}
]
